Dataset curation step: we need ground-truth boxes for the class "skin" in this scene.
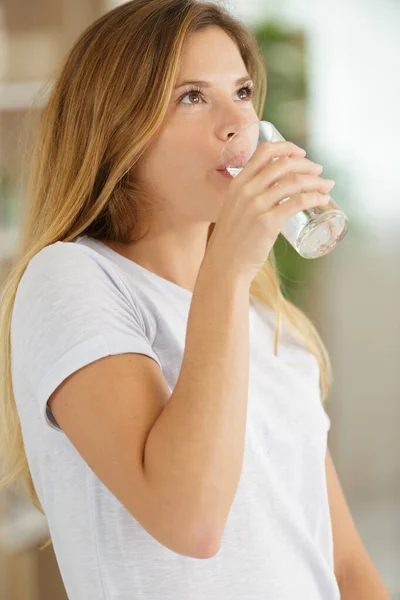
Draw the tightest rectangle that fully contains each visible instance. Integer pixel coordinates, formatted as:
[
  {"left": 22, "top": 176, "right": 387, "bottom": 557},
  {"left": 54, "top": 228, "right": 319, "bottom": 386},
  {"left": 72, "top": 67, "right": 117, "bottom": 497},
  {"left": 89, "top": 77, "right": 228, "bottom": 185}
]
[
  {"left": 100, "top": 26, "right": 391, "bottom": 595},
  {"left": 104, "top": 25, "right": 259, "bottom": 293}
]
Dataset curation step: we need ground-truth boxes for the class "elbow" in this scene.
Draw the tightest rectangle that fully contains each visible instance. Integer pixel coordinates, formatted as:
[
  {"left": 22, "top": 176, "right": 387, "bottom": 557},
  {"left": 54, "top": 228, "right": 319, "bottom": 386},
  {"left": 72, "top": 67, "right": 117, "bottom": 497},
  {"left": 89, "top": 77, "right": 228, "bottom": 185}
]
[
  {"left": 163, "top": 516, "right": 222, "bottom": 559},
  {"left": 138, "top": 504, "right": 222, "bottom": 559},
  {"left": 190, "top": 519, "right": 222, "bottom": 559},
  {"left": 194, "top": 536, "right": 221, "bottom": 559},
  {"left": 166, "top": 527, "right": 221, "bottom": 559}
]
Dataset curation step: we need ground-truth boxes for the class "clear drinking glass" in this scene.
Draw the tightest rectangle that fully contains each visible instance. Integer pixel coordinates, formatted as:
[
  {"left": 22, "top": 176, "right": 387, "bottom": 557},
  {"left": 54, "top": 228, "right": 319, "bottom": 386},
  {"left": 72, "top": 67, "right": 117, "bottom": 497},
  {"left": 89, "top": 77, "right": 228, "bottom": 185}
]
[{"left": 220, "top": 120, "right": 348, "bottom": 259}]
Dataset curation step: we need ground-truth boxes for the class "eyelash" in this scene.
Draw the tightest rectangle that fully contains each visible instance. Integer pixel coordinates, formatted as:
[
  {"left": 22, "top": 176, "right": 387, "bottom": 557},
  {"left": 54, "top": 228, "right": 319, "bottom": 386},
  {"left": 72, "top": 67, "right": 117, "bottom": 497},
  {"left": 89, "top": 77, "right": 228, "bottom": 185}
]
[{"left": 177, "top": 84, "right": 256, "bottom": 106}]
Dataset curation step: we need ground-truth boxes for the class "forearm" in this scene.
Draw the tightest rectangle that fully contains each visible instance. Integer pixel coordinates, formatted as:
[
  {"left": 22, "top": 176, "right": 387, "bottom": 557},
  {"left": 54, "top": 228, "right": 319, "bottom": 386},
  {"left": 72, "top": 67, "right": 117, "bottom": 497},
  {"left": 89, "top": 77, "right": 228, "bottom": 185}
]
[
  {"left": 339, "top": 553, "right": 391, "bottom": 599},
  {"left": 143, "top": 262, "right": 250, "bottom": 554}
]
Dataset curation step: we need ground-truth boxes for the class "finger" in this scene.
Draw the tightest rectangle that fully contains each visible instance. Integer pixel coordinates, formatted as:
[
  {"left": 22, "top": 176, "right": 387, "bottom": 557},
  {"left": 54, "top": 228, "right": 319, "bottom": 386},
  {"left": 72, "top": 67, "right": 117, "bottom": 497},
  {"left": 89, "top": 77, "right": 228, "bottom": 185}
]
[
  {"left": 265, "top": 173, "right": 335, "bottom": 209},
  {"left": 246, "top": 157, "right": 323, "bottom": 197},
  {"left": 268, "top": 192, "right": 331, "bottom": 229}
]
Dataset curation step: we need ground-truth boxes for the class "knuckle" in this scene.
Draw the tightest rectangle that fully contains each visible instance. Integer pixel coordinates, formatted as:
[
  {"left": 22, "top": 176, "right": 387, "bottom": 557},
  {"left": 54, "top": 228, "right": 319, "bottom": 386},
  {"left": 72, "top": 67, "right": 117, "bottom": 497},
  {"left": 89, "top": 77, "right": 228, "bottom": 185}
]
[
  {"left": 292, "top": 173, "right": 303, "bottom": 184},
  {"left": 289, "top": 193, "right": 308, "bottom": 208},
  {"left": 305, "top": 192, "right": 321, "bottom": 204},
  {"left": 295, "top": 193, "right": 306, "bottom": 208},
  {"left": 240, "top": 184, "right": 253, "bottom": 200},
  {"left": 253, "top": 195, "right": 265, "bottom": 211},
  {"left": 282, "top": 172, "right": 302, "bottom": 188},
  {"left": 273, "top": 159, "right": 290, "bottom": 177},
  {"left": 259, "top": 142, "right": 273, "bottom": 159}
]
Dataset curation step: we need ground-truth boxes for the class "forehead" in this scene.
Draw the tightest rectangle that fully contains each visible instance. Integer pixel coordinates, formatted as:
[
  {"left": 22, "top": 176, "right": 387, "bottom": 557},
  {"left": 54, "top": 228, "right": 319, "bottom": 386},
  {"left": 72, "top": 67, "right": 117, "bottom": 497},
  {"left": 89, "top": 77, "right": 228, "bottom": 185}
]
[{"left": 177, "top": 26, "right": 246, "bottom": 81}]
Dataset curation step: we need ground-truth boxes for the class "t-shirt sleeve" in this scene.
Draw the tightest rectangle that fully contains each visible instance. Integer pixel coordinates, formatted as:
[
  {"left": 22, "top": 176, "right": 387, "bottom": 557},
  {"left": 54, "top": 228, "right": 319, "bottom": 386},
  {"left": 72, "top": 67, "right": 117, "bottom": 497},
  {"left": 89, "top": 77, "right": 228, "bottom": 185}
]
[{"left": 11, "top": 242, "right": 162, "bottom": 432}]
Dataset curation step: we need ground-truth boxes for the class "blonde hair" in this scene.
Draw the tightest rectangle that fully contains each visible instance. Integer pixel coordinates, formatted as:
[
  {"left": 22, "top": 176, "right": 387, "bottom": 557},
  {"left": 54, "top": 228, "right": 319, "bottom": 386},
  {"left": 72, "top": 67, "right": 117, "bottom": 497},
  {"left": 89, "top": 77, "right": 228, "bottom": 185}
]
[{"left": 0, "top": 0, "right": 332, "bottom": 551}]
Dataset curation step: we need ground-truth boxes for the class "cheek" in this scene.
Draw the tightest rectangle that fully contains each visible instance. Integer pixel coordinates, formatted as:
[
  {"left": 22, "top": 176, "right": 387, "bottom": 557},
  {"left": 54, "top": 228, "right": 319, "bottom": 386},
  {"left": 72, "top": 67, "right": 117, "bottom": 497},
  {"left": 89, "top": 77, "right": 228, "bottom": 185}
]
[
  {"left": 144, "top": 139, "right": 205, "bottom": 187},
  {"left": 139, "top": 123, "right": 218, "bottom": 200}
]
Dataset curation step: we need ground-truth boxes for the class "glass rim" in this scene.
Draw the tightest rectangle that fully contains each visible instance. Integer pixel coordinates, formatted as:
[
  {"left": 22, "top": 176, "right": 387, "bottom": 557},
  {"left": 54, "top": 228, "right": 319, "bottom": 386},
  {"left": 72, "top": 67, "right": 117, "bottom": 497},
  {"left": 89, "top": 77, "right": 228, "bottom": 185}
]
[{"left": 221, "top": 119, "right": 262, "bottom": 166}]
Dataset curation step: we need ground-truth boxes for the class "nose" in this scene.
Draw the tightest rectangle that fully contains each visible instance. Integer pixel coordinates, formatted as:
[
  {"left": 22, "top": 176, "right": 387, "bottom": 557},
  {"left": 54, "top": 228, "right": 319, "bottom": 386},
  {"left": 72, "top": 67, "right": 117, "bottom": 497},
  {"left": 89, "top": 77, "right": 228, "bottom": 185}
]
[{"left": 217, "top": 115, "right": 260, "bottom": 143}]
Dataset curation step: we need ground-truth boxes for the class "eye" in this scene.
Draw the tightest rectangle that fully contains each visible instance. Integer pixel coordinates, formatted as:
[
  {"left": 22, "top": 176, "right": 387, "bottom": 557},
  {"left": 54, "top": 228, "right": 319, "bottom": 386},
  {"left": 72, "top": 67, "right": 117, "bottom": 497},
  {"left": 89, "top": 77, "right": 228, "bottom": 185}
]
[
  {"left": 177, "top": 84, "right": 256, "bottom": 107},
  {"left": 178, "top": 86, "right": 203, "bottom": 106}
]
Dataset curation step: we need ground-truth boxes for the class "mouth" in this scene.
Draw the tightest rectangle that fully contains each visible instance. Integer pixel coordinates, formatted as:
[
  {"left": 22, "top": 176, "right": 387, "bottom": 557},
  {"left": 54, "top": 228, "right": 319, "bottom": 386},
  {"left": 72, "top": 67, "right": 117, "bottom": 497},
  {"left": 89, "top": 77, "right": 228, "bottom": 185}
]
[
  {"left": 216, "top": 168, "right": 233, "bottom": 179},
  {"left": 217, "top": 154, "right": 249, "bottom": 171}
]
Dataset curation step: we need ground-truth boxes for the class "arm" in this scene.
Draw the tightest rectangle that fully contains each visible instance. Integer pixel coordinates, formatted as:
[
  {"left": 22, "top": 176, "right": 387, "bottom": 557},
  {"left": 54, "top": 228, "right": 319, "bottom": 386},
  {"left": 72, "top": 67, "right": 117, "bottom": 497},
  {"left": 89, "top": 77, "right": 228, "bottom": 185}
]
[
  {"left": 48, "top": 256, "right": 250, "bottom": 559},
  {"left": 143, "top": 261, "right": 251, "bottom": 557},
  {"left": 325, "top": 448, "right": 391, "bottom": 599}
]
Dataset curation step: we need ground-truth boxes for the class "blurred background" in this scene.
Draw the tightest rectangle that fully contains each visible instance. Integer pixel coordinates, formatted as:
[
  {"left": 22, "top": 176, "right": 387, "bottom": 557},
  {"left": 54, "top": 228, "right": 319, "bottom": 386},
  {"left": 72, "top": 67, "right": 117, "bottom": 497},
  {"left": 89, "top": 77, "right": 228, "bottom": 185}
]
[{"left": 0, "top": 0, "right": 399, "bottom": 598}]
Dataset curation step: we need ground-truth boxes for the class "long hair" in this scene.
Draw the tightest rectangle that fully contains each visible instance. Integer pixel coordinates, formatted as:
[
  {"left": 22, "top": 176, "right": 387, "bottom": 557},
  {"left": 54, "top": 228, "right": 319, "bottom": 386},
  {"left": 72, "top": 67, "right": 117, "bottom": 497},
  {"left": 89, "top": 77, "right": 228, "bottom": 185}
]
[{"left": 0, "top": 0, "right": 332, "bottom": 550}]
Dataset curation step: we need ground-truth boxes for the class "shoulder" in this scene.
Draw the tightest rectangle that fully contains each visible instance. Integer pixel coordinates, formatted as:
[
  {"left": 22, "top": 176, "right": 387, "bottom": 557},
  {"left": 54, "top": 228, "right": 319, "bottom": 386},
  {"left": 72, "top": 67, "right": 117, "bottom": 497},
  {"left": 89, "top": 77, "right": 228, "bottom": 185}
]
[
  {"left": 21, "top": 240, "right": 131, "bottom": 299},
  {"left": 27, "top": 240, "right": 115, "bottom": 274}
]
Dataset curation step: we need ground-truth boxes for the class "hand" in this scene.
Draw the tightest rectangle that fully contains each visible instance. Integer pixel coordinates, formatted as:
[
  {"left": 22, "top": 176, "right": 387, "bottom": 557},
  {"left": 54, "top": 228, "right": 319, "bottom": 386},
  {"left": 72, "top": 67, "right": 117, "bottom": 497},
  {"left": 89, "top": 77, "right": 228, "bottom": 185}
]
[{"left": 204, "top": 141, "right": 335, "bottom": 287}]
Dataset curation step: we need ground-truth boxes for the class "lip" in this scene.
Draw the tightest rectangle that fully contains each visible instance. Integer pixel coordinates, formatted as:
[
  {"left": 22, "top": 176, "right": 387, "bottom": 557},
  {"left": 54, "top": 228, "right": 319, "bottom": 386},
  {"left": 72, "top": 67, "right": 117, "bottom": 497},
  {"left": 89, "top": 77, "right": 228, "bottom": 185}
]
[
  {"left": 217, "top": 154, "right": 249, "bottom": 172},
  {"left": 216, "top": 168, "right": 233, "bottom": 179}
]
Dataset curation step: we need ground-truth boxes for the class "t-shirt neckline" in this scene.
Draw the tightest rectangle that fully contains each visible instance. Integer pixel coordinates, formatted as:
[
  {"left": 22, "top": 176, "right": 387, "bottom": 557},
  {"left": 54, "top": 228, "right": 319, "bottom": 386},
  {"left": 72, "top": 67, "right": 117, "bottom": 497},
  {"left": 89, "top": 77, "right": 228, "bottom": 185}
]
[{"left": 77, "top": 235, "right": 194, "bottom": 300}]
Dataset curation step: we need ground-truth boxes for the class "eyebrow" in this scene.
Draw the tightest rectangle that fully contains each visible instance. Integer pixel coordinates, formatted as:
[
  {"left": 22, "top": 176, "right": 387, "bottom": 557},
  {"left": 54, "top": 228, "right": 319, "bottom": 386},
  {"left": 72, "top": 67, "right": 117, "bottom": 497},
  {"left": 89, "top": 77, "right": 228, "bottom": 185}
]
[{"left": 173, "top": 75, "right": 253, "bottom": 90}]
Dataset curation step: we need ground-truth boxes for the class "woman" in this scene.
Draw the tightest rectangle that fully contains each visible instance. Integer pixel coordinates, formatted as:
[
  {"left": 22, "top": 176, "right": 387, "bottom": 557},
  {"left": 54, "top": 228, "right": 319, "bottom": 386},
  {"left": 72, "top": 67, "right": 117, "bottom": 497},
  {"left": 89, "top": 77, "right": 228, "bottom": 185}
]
[{"left": 0, "top": 1, "right": 387, "bottom": 599}]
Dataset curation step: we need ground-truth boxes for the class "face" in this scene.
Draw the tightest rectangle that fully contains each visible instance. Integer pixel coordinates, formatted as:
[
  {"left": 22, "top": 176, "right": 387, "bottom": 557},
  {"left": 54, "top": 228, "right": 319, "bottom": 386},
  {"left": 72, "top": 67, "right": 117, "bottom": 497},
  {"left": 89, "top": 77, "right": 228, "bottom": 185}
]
[{"left": 136, "top": 26, "right": 259, "bottom": 228}]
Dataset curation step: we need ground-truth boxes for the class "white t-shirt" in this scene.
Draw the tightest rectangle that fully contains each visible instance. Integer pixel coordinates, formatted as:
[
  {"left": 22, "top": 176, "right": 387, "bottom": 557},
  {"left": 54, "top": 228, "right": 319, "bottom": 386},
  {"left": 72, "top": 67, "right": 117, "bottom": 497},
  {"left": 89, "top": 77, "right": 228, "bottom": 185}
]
[{"left": 10, "top": 234, "right": 340, "bottom": 600}]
